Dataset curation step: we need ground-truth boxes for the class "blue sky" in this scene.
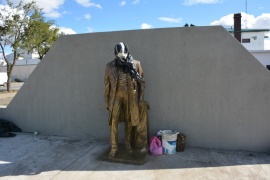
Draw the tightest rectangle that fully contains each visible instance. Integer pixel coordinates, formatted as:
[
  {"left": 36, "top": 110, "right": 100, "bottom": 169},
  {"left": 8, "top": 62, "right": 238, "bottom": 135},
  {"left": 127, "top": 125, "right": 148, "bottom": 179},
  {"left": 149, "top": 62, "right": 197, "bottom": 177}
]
[{"left": 1, "top": 0, "right": 270, "bottom": 50}]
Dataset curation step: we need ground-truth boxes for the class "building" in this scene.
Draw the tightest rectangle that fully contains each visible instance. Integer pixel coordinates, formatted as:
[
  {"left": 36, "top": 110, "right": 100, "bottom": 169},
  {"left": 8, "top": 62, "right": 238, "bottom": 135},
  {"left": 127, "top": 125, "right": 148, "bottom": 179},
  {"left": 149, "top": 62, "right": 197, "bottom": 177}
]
[
  {"left": 227, "top": 13, "right": 270, "bottom": 70},
  {"left": 0, "top": 50, "right": 40, "bottom": 81},
  {"left": 227, "top": 28, "right": 269, "bottom": 50}
]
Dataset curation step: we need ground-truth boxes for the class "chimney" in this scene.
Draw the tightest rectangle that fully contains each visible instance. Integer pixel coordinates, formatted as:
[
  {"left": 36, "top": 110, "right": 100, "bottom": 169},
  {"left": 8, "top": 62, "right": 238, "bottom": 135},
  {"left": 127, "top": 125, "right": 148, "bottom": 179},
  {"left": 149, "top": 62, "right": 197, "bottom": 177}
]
[{"left": 234, "top": 13, "right": 242, "bottom": 42}]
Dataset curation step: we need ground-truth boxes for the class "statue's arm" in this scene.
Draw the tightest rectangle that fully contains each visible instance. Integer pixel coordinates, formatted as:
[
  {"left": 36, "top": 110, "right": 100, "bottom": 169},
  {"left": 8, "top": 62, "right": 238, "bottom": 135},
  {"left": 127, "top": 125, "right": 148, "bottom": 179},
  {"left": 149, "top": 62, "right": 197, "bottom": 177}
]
[
  {"left": 104, "top": 64, "right": 110, "bottom": 110},
  {"left": 137, "top": 61, "right": 145, "bottom": 101}
]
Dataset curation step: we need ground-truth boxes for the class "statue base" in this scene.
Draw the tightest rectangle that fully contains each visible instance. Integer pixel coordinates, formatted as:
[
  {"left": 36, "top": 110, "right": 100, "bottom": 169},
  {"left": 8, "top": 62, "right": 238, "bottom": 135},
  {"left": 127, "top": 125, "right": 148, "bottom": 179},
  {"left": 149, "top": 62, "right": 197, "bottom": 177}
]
[{"left": 100, "top": 144, "right": 148, "bottom": 165}]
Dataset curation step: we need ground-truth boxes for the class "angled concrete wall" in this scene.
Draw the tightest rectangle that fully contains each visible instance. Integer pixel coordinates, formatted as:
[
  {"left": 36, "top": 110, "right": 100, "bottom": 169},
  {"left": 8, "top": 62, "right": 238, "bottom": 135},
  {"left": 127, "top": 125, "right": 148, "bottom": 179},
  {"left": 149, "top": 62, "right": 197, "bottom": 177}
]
[{"left": 2, "top": 26, "right": 270, "bottom": 152}]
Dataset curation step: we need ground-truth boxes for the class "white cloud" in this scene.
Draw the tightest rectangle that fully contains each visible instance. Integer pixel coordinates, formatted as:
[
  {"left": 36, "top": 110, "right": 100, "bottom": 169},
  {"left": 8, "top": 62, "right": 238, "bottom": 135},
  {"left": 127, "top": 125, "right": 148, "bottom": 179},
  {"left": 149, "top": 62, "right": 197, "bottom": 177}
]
[
  {"left": 75, "top": 0, "right": 102, "bottom": 9},
  {"left": 0, "top": 4, "right": 36, "bottom": 26},
  {"left": 183, "top": 0, "right": 222, "bottom": 6},
  {"left": 6, "top": 0, "right": 65, "bottom": 18},
  {"left": 37, "top": 0, "right": 65, "bottom": 18},
  {"left": 141, "top": 23, "right": 153, "bottom": 29},
  {"left": 84, "top": 14, "right": 91, "bottom": 20},
  {"left": 158, "top": 17, "right": 182, "bottom": 23},
  {"left": 133, "top": 0, "right": 140, "bottom": 4},
  {"left": 46, "top": 10, "right": 61, "bottom": 18},
  {"left": 87, "top": 27, "right": 94, "bottom": 33},
  {"left": 120, "top": 1, "right": 126, "bottom": 6},
  {"left": 249, "top": 13, "right": 270, "bottom": 29},
  {"left": 62, "top": 11, "right": 69, "bottom": 15},
  {"left": 210, "top": 13, "right": 234, "bottom": 27},
  {"left": 0, "top": 4, "right": 20, "bottom": 23},
  {"left": 210, "top": 12, "right": 270, "bottom": 29},
  {"left": 59, "top": 27, "right": 77, "bottom": 34}
]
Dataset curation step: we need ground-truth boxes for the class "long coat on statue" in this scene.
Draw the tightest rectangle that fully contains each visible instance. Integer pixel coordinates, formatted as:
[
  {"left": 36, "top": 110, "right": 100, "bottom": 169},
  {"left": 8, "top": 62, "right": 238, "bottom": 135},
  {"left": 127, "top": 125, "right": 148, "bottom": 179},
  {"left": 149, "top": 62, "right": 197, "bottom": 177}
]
[{"left": 104, "top": 59, "right": 144, "bottom": 126}]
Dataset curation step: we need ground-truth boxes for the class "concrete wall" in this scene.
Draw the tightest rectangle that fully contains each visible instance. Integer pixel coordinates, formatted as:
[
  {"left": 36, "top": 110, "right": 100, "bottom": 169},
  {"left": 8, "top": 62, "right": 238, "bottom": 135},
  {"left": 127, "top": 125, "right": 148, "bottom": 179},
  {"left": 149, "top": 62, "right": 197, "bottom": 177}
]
[{"left": 1, "top": 26, "right": 270, "bottom": 152}]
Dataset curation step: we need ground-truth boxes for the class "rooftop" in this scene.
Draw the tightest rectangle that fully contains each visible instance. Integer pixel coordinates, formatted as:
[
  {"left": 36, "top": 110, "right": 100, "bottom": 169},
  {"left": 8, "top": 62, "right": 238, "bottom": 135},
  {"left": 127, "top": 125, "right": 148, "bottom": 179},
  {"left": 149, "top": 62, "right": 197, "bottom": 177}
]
[{"left": 226, "top": 28, "right": 270, "bottom": 33}]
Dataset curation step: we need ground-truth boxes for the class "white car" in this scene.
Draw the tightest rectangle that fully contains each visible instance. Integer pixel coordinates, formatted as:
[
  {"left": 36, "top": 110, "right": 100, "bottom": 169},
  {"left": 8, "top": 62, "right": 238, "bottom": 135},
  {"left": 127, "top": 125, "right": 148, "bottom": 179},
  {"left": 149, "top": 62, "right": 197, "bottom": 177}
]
[{"left": 0, "top": 72, "right": 7, "bottom": 87}]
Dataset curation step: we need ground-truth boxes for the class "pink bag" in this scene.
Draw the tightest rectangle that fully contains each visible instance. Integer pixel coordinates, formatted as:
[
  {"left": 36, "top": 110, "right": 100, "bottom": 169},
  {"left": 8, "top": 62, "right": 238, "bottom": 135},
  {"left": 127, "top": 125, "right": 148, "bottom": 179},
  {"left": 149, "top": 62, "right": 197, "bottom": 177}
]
[{"left": 149, "top": 136, "right": 163, "bottom": 155}]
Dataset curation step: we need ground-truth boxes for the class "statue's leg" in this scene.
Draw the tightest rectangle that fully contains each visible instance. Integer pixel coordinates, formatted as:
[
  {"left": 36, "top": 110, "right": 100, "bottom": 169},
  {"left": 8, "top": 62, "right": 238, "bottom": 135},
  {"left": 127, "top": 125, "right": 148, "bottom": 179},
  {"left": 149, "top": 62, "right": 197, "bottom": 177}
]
[
  {"left": 134, "top": 101, "right": 149, "bottom": 152},
  {"left": 125, "top": 119, "right": 133, "bottom": 152},
  {"left": 109, "top": 98, "right": 121, "bottom": 158},
  {"left": 121, "top": 91, "right": 133, "bottom": 152}
]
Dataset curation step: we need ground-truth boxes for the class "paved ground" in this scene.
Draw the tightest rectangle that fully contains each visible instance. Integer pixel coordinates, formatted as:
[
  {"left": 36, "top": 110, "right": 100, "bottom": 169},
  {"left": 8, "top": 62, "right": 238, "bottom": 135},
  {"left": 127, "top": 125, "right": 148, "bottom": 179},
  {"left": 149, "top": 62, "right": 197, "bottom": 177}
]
[
  {"left": 0, "top": 83, "right": 23, "bottom": 106},
  {"left": 0, "top": 92, "right": 17, "bottom": 106},
  {"left": 0, "top": 133, "right": 270, "bottom": 180}
]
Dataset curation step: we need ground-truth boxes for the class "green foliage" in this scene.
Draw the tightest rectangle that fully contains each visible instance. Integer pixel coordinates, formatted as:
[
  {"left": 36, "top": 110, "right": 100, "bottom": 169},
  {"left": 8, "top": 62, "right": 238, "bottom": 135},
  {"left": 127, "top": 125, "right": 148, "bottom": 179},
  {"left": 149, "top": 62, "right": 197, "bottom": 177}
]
[
  {"left": 0, "top": 0, "right": 60, "bottom": 90},
  {"left": 22, "top": 9, "right": 60, "bottom": 59},
  {"left": 1, "top": 0, "right": 37, "bottom": 52},
  {"left": 183, "top": 23, "right": 196, "bottom": 27}
]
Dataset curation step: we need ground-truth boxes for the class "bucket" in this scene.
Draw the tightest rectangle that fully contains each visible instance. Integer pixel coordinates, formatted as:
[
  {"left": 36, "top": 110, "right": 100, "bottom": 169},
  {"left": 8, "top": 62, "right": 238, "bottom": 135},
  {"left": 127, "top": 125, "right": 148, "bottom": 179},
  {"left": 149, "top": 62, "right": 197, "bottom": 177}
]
[{"left": 160, "top": 130, "right": 179, "bottom": 154}]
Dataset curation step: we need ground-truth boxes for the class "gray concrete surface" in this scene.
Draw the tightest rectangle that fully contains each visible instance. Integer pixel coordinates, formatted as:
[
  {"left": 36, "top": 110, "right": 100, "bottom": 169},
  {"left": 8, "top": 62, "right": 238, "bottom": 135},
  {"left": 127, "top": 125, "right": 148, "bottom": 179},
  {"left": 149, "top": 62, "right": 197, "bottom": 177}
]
[
  {"left": 1, "top": 26, "right": 270, "bottom": 152},
  {"left": 0, "top": 133, "right": 270, "bottom": 180}
]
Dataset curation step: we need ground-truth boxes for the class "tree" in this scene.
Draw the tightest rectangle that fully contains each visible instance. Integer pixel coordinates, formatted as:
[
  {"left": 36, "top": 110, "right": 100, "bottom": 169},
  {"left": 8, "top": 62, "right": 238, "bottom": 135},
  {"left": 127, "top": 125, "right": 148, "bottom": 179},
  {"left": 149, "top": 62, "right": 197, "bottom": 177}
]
[
  {"left": 22, "top": 9, "right": 61, "bottom": 60},
  {"left": 0, "top": 0, "right": 60, "bottom": 91},
  {"left": 0, "top": 0, "right": 38, "bottom": 91},
  {"left": 183, "top": 23, "right": 196, "bottom": 27}
]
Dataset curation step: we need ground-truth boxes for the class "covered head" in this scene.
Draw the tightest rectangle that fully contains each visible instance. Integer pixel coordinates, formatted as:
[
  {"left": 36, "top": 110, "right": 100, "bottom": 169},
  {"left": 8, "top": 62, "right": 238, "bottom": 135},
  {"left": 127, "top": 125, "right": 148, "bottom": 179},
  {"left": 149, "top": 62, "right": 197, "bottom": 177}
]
[{"left": 114, "top": 42, "right": 129, "bottom": 60}]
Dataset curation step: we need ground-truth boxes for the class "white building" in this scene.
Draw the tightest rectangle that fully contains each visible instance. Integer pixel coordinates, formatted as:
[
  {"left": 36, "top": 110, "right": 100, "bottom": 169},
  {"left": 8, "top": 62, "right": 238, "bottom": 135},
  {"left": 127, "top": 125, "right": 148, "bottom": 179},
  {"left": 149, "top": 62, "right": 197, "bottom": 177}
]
[
  {"left": 227, "top": 28, "right": 270, "bottom": 70},
  {"left": 0, "top": 50, "right": 40, "bottom": 81},
  {"left": 227, "top": 28, "right": 269, "bottom": 50}
]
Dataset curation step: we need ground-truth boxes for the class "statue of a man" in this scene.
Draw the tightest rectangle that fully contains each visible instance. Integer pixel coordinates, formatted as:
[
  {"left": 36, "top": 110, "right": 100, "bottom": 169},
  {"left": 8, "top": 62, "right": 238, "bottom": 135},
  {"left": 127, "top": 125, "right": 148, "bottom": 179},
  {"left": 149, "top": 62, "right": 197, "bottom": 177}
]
[{"left": 104, "top": 42, "right": 145, "bottom": 158}]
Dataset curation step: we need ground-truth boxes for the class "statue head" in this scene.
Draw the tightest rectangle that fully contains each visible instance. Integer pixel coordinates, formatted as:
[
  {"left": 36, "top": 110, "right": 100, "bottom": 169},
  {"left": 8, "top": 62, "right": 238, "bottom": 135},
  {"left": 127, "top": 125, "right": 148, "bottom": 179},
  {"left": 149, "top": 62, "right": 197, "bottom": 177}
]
[{"left": 114, "top": 42, "right": 129, "bottom": 60}]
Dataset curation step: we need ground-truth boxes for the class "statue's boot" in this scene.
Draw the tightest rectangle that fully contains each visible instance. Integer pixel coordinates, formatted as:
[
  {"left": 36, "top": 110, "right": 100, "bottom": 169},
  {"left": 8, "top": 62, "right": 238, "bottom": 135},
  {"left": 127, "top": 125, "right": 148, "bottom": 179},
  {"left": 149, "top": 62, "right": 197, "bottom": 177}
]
[
  {"left": 109, "top": 146, "right": 118, "bottom": 158},
  {"left": 139, "top": 146, "right": 148, "bottom": 153},
  {"left": 125, "top": 143, "right": 133, "bottom": 153}
]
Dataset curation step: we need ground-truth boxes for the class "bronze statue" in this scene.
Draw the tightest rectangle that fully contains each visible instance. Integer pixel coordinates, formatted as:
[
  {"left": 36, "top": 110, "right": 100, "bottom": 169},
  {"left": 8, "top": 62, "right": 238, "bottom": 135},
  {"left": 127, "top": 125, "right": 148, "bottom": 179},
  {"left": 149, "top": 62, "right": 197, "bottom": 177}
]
[{"left": 104, "top": 42, "right": 148, "bottom": 159}]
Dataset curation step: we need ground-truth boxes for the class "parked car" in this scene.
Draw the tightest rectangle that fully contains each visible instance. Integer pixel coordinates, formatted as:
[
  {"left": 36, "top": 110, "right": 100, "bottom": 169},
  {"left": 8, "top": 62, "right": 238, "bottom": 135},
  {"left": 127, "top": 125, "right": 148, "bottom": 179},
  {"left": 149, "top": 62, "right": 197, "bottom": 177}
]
[{"left": 0, "top": 72, "right": 7, "bottom": 87}]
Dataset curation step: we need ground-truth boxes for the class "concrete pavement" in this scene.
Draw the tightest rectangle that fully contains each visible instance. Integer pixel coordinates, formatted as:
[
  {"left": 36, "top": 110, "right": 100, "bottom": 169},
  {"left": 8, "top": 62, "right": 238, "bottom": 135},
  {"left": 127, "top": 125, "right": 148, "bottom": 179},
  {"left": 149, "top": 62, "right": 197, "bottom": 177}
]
[{"left": 0, "top": 133, "right": 270, "bottom": 180}]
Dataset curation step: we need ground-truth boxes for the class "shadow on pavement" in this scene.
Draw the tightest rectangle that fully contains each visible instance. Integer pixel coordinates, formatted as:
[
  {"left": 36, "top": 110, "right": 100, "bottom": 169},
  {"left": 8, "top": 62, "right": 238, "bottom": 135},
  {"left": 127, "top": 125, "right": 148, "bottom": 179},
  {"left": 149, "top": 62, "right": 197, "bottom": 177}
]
[{"left": 0, "top": 133, "right": 270, "bottom": 178}]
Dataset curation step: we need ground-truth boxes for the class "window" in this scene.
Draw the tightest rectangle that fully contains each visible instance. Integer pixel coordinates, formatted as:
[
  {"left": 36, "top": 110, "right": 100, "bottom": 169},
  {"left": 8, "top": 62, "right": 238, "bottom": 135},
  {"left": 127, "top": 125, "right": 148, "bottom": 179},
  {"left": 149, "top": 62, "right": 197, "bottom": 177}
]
[
  {"left": 266, "top": 65, "right": 270, "bottom": 71},
  {"left": 242, "top": 39, "right": 250, "bottom": 43}
]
